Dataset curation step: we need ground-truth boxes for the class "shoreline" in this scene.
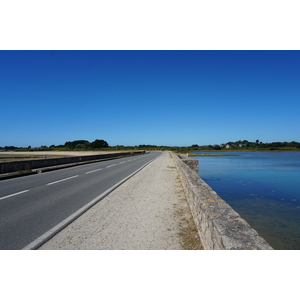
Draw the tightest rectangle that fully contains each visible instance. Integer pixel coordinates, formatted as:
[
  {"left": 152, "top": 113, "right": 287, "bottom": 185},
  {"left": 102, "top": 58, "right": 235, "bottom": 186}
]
[
  {"left": 189, "top": 153, "right": 242, "bottom": 157},
  {"left": 189, "top": 149, "right": 300, "bottom": 152}
]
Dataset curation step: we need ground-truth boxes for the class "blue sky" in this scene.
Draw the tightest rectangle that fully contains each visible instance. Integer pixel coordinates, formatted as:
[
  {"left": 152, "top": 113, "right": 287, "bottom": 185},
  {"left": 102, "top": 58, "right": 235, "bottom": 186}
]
[{"left": 1, "top": 50, "right": 300, "bottom": 147}]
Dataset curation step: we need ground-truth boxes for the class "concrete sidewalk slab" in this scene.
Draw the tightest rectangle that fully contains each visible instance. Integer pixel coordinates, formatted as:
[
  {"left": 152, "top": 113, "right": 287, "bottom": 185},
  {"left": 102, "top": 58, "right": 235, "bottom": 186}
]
[{"left": 39, "top": 152, "right": 200, "bottom": 250}]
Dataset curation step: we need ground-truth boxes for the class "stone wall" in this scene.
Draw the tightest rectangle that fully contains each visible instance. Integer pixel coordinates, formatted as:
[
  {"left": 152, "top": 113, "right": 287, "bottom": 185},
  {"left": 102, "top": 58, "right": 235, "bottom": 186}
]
[
  {"left": 171, "top": 152, "right": 273, "bottom": 250},
  {"left": 0, "top": 151, "right": 145, "bottom": 174},
  {"left": 177, "top": 155, "right": 198, "bottom": 174}
]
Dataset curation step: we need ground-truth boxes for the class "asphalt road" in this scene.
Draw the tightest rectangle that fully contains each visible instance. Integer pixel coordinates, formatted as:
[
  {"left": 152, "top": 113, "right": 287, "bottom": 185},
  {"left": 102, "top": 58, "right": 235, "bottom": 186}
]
[{"left": 0, "top": 151, "right": 162, "bottom": 249}]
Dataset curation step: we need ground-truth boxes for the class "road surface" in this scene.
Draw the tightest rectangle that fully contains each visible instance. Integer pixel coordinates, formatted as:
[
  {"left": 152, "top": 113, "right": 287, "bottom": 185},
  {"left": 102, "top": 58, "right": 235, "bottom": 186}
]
[{"left": 0, "top": 151, "right": 162, "bottom": 249}]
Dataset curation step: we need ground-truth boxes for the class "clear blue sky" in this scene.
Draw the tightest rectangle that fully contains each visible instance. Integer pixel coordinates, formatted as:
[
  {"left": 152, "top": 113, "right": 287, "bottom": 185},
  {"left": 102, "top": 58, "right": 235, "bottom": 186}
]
[{"left": 1, "top": 50, "right": 300, "bottom": 147}]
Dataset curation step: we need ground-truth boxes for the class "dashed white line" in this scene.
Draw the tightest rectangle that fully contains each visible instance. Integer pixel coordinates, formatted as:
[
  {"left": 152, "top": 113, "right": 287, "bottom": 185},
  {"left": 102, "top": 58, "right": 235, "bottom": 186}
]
[
  {"left": 106, "top": 164, "right": 116, "bottom": 168},
  {"left": 86, "top": 168, "right": 103, "bottom": 174},
  {"left": 119, "top": 161, "right": 126, "bottom": 164},
  {"left": 0, "top": 190, "right": 29, "bottom": 201},
  {"left": 46, "top": 175, "right": 79, "bottom": 186}
]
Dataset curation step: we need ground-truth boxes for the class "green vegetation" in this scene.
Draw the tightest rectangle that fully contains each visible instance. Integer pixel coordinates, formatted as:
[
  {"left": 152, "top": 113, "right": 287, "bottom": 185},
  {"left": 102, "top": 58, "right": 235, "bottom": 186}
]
[
  {"left": 1, "top": 142, "right": 194, "bottom": 153},
  {"left": 207, "top": 140, "right": 300, "bottom": 151},
  {"left": 1, "top": 139, "right": 300, "bottom": 153},
  {"left": 1, "top": 139, "right": 110, "bottom": 152},
  {"left": 64, "top": 139, "right": 109, "bottom": 150}
]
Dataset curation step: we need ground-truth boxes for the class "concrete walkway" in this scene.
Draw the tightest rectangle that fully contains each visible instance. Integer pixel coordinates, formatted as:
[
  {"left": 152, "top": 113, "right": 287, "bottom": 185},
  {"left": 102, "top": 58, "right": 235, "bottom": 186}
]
[{"left": 39, "top": 152, "right": 197, "bottom": 250}]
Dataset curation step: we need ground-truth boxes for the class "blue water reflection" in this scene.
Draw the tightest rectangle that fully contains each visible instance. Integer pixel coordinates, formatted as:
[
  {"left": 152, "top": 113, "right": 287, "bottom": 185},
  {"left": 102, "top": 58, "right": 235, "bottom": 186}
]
[{"left": 192, "top": 151, "right": 300, "bottom": 250}]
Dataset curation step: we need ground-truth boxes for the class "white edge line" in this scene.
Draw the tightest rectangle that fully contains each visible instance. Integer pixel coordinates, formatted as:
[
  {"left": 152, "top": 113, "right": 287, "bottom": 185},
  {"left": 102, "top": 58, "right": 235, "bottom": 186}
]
[
  {"left": 46, "top": 175, "right": 79, "bottom": 186},
  {"left": 22, "top": 154, "right": 161, "bottom": 250},
  {"left": 0, "top": 190, "right": 29, "bottom": 201}
]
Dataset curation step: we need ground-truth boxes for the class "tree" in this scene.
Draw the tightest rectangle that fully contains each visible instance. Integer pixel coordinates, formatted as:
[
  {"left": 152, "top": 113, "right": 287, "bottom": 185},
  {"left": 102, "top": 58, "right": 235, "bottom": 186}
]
[
  {"left": 75, "top": 143, "right": 87, "bottom": 149},
  {"left": 65, "top": 140, "right": 90, "bottom": 149},
  {"left": 90, "top": 139, "right": 109, "bottom": 148}
]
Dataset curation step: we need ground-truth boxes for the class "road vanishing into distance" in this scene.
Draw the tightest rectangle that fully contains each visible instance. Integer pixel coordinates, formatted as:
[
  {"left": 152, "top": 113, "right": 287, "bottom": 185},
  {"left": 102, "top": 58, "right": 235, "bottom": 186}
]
[{"left": 0, "top": 151, "right": 162, "bottom": 250}]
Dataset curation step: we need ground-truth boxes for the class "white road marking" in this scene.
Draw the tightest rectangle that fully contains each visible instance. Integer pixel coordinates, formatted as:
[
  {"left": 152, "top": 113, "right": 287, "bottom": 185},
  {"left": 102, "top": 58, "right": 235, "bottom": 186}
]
[
  {"left": 46, "top": 175, "right": 79, "bottom": 186},
  {"left": 119, "top": 161, "right": 126, "bottom": 164},
  {"left": 127, "top": 159, "right": 132, "bottom": 162},
  {"left": 106, "top": 164, "right": 116, "bottom": 168},
  {"left": 0, "top": 190, "right": 29, "bottom": 201},
  {"left": 86, "top": 168, "right": 102, "bottom": 174}
]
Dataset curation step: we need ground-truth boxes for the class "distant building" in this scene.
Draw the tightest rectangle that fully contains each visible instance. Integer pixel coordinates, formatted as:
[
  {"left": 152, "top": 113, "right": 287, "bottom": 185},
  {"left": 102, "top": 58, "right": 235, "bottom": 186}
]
[{"left": 225, "top": 144, "right": 231, "bottom": 149}]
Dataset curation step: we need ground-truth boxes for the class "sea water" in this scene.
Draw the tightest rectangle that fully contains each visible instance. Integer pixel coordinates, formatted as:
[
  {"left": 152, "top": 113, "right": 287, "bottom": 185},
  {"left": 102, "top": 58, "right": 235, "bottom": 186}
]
[{"left": 192, "top": 151, "right": 300, "bottom": 250}]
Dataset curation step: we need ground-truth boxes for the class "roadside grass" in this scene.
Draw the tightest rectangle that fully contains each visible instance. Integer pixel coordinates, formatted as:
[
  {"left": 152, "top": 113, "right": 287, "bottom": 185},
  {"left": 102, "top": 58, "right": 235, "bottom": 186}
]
[
  {"left": 168, "top": 157, "right": 202, "bottom": 250},
  {"left": 175, "top": 203, "right": 203, "bottom": 250}
]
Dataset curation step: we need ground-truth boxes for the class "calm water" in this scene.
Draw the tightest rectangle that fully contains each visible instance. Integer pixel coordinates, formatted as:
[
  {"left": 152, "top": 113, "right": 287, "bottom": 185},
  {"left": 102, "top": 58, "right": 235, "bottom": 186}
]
[{"left": 192, "top": 151, "right": 300, "bottom": 250}]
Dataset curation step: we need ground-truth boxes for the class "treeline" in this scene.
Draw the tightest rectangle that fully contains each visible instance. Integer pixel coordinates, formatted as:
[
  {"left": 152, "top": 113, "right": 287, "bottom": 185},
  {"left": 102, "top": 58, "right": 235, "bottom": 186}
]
[
  {"left": 64, "top": 139, "right": 109, "bottom": 149},
  {"left": 189, "top": 140, "right": 300, "bottom": 151},
  {"left": 0, "top": 139, "right": 109, "bottom": 151},
  {"left": 0, "top": 141, "right": 179, "bottom": 152},
  {"left": 1, "top": 140, "right": 300, "bottom": 152},
  {"left": 0, "top": 141, "right": 190, "bottom": 153}
]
